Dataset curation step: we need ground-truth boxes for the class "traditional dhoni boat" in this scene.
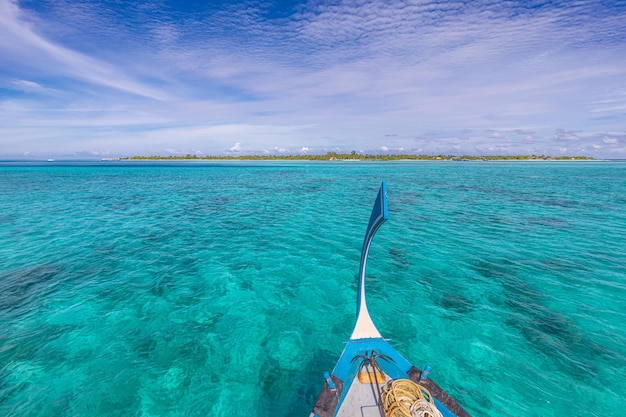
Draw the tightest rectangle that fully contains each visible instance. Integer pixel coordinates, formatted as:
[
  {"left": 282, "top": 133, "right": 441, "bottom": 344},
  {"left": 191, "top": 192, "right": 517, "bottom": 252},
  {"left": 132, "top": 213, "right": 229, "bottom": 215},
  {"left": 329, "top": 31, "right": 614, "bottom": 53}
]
[{"left": 310, "top": 181, "right": 471, "bottom": 417}]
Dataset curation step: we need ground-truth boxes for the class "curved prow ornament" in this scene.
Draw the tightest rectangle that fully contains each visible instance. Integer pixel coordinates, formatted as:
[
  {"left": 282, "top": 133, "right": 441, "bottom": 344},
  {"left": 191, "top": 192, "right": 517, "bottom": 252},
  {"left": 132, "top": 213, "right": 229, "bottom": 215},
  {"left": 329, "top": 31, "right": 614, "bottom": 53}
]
[
  {"left": 310, "top": 181, "right": 472, "bottom": 417},
  {"left": 350, "top": 180, "right": 388, "bottom": 340}
]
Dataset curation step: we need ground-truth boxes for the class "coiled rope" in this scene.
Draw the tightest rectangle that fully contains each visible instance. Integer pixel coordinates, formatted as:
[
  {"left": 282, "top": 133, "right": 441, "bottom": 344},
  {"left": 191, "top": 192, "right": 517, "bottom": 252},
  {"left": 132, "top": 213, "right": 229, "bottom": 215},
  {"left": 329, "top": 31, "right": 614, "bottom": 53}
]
[{"left": 380, "top": 379, "right": 443, "bottom": 417}]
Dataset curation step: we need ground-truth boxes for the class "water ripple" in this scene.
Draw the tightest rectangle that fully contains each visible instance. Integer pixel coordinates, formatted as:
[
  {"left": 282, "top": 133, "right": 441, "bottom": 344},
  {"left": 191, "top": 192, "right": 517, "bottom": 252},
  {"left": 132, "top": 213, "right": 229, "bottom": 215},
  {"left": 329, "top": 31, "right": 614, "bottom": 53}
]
[{"left": 1, "top": 161, "right": 625, "bottom": 416}]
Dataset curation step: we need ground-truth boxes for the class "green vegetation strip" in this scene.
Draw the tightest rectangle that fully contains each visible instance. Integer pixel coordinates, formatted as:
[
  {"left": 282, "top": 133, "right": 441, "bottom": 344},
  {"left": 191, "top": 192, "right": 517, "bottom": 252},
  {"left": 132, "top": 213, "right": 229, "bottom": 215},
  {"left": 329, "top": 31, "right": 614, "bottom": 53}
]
[{"left": 121, "top": 152, "right": 594, "bottom": 161}]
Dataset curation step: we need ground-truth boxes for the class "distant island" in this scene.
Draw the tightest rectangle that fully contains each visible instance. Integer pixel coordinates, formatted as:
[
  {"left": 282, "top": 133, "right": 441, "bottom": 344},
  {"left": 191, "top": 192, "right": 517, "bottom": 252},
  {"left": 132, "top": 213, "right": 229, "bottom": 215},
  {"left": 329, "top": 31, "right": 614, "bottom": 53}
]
[{"left": 119, "top": 152, "right": 594, "bottom": 161}]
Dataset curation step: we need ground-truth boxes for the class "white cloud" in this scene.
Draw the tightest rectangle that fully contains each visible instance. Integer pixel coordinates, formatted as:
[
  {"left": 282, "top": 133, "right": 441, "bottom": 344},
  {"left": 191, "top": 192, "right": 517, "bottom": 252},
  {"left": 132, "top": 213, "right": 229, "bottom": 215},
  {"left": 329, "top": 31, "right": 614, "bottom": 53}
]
[
  {"left": 270, "top": 147, "right": 289, "bottom": 154},
  {"left": 229, "top": 142, "right": 241, "bottom": 152},
  {"left": 557, "top": 130, "right": 580, "bottom": 141},
  {"left": 0, "top": 0, "right": 625, "bottom": 157},
  {"left": 0, "top": 0, "right": 169, "bottom": 100},
  {"left": 9, "top": 79, "right": 61, "bottom": 95}
]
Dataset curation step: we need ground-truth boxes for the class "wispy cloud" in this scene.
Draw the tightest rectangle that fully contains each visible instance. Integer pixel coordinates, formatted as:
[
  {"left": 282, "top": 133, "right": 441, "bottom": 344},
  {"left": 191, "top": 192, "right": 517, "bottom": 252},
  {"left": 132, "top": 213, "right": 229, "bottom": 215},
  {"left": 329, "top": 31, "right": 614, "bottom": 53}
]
[
  {"left": 8, "top": 79, "right": 62, "bottom": 95},
  {"left": 0, "top": 0, "right": 169, "bottom": 100},
  {"left": 1, "top": 0, "right": 625, "bottom": 157}
]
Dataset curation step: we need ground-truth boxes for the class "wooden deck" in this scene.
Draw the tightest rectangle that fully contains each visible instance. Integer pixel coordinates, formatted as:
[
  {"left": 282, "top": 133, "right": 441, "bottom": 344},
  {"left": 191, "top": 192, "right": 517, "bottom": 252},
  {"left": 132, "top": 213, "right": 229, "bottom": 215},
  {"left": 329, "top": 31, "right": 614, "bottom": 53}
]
[{"left": 335, "top": 372, "right": 390, "bottom": 417}]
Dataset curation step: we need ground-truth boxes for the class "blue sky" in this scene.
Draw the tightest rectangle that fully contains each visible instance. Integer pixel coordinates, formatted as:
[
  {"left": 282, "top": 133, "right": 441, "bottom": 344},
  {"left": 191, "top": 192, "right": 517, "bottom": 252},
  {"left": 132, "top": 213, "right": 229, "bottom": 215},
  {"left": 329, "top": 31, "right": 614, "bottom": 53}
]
[{"left": 1, "top": 0, "right": 625, "bottom": 158}]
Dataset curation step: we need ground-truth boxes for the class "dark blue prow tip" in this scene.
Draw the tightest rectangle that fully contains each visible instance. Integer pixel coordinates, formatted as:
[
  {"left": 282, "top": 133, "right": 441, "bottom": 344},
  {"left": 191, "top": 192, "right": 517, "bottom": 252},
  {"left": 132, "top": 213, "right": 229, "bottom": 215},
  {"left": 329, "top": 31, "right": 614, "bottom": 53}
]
[{"left": 355, "top": 180, "right": 389, "bottom": 318}]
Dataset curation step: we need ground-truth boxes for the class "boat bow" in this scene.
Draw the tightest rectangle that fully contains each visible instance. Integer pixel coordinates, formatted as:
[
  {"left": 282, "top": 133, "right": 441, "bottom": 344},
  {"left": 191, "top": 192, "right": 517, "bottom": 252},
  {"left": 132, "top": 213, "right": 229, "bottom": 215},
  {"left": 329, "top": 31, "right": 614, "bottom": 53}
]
[{"left": 310, "top": 181, "right": 471, "bottom": 417}]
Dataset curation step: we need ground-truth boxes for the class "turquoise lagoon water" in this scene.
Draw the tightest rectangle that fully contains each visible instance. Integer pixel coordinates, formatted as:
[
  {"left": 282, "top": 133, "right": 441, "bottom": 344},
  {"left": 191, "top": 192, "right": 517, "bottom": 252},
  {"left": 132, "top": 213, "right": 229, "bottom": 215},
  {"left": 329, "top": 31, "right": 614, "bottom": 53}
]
[{"left": 0, "top": 161, "right": 625, "bottom": 417}]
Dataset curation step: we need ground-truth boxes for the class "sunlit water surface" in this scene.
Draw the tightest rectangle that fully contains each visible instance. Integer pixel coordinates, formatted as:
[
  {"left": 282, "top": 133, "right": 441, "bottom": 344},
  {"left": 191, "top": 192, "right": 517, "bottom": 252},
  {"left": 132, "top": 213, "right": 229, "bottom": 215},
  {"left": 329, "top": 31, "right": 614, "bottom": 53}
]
[{"left": 1, "top": 161, "right": 625, "bottom": 417}]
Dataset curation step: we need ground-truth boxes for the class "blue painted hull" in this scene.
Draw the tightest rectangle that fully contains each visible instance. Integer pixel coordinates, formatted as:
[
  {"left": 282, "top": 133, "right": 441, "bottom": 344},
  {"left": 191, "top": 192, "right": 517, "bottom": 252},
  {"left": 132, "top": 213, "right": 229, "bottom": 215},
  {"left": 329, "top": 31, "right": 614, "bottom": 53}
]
[{"left": 310, "top": 337, "right": 468, "bottom": 417}]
